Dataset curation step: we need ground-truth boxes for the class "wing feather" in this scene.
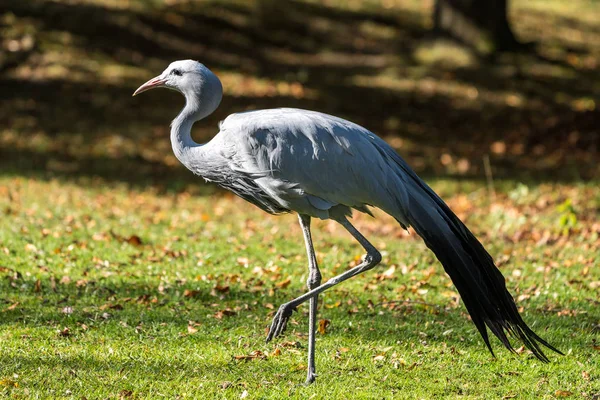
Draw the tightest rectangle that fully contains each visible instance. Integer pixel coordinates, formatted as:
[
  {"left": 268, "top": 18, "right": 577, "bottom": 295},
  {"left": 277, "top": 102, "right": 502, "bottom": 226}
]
[{"left": 217, "top": 108, "right": 410, "bottom": 223}]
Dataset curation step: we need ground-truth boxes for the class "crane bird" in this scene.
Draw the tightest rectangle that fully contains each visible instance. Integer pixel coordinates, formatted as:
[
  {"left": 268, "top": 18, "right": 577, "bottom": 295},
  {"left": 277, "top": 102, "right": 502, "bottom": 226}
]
[{"left": 133, "top": 60, "right": 561, "bottom": 384}]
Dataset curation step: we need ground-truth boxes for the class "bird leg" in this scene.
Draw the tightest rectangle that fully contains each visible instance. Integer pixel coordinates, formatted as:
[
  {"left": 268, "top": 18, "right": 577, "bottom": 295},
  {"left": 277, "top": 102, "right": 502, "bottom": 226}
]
[
  {"left": 266, "top": 215, "right": 382, "bottom": 366},
  {"left": 297, "top": 214, "right": 322, "bottom": 385}
]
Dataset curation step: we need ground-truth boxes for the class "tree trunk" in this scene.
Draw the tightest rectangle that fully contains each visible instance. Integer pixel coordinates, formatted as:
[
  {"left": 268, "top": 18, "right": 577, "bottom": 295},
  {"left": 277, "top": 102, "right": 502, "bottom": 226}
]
[{"left": 434, "top": 0, "right": 520, "bottom": 53}]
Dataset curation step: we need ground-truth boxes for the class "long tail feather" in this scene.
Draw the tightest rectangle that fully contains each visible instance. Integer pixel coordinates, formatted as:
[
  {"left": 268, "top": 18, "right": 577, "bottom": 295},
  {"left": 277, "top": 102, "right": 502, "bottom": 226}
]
[{"left": 382, "top": 147, "right": 562, "bottom": 360}]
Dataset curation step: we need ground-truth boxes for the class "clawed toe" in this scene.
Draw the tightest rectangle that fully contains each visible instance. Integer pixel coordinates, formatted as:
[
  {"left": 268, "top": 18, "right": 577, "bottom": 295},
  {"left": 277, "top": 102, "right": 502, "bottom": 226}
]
[{"left": 266, "top": 303, "right": 295, "bottom": 342}]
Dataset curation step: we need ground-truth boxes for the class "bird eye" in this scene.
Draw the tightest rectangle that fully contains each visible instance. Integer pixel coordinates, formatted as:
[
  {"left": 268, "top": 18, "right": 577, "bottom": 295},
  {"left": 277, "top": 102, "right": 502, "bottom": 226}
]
[{"left": 171, "top": 69, "right": 182, "bottom": 76}]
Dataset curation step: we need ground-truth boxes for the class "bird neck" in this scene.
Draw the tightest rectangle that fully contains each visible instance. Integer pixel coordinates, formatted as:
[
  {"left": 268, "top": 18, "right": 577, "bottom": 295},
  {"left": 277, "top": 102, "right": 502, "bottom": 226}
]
[
  {"left": 170, "top": 98, "right": 202, "bottom": 164},
  {"left": 170, "top": 83, "right": 221, "bottom": 171}
]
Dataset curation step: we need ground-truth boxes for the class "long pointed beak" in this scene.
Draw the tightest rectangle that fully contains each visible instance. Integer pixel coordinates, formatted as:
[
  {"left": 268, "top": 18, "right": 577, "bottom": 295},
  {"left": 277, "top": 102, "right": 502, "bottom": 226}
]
[{"left": 132, "top": 76, "right": 166, "bottom": 96}]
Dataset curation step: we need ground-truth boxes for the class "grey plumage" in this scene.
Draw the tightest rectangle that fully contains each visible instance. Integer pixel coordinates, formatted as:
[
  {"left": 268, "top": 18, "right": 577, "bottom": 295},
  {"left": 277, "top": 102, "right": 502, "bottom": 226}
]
[{"left": 134, "top": 60, "right": 561, "bottom": 384}]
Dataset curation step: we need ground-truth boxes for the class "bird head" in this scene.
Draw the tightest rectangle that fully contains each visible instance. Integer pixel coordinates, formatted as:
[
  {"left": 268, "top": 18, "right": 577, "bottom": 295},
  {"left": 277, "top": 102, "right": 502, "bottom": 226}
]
[
  {"left": 133, "top": 60, "right": 221, "bottom": 99},
  {"left": 133, "top": 60, "right": 223, "bottom": 118}
]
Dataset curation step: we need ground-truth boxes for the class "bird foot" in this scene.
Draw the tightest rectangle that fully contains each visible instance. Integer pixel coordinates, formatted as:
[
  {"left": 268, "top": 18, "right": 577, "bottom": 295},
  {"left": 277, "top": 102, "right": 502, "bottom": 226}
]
[
  {"left": 266, "top": 303, "right": 295, "bottom": 342},
  {"left": 304, "top": 371, "right": 317, "bottom": 385}
]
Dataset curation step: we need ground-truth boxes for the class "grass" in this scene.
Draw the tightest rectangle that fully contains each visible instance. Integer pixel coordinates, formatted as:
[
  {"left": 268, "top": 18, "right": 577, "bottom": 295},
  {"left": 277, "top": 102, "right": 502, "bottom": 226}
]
[
  {"left": 0, "top": 176, "right": 597, "bottom": 399},
  {"left": 1, "top": 0, "right": 599, "bottom": 397}
]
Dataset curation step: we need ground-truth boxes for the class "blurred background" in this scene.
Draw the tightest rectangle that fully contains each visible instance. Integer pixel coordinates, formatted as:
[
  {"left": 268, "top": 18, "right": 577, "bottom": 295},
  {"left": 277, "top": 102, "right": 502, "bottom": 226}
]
[{"left": 1, "top": 0, "right": 598, "bottom": 188}]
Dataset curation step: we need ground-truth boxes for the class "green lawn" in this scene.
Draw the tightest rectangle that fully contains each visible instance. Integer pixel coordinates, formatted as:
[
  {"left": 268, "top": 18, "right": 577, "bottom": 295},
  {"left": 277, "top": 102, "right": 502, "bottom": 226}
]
[
  {"left": 1, "top": 0, "right": 599, "bottom": 397},
  {"left": 0, "top": 176, "right": 597, "bottom": 399}
]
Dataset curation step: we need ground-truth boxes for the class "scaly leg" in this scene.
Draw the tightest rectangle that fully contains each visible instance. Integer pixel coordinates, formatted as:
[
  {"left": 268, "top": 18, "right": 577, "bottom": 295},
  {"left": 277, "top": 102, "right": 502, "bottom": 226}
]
[
  {"left": 297, "top": 214, "right": 322, "bottom": 384},
  {"left": 266, "top": 215, "right": 382, "bottom": 374}
]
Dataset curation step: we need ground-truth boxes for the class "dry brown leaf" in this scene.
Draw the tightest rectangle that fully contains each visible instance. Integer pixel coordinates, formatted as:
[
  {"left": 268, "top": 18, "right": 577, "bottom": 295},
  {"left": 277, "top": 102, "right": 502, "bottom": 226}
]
[
  {"left": 24, "top": 243, "right": 37, "bottom": 252},
  {"left": 34, "top": 279, "right": 41, "bottom": 293},
  {"left": 99, "top": 303, "right": 123, "bottom": 311},
  {"left": 381, "top": 265, "right": 396, "bottom": 279},
  {"left": 187, "top": 325, "right": 198, "bottom": 334},
  {"left": 58, "top": 327, "right": 71, "bottom": 337},
  {"left": 0, "top": 378, "right": 18, "bottom": 388},
  {"left": 275, "top": 277, "right": 291, "bottom": 288},
  {"left": 554, "top": 390, "right": 572, "bottom": 397},
  {"left": 214, "top": 284, "right": 230, "bottom": 293},
  {"left": 76, "top": 279, "right": 88, "bottom": 288},
  {"left": 582, "top": 370, "right": 590, "bottom": 380},
  {"left": 126, "top": 235, "right": 142, "bottom": 246},
  {"left": 325, "top": 300, "right": 341, "bottom": 309},
  {"left": 234, "top": 350, "right": 266, "bottom": 361},
  {"left": 183, "top": 289, "right": 201, "bottom": 298},
  {"left": 5, "top": 302, "right": 19, "bottom": 311},
  {"left": 318, "top": 319, "right": 331, "bottom": 335},
  {"left": 215, "top": 309, "right": 236, "bottom": 319}
]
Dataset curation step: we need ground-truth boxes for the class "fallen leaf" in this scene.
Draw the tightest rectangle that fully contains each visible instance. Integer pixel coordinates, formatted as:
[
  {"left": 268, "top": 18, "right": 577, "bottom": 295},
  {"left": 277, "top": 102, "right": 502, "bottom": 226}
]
[
  {"left": 275, "top": 277, "right": 291, "bottom": 288},
  {"left": 126, "top": 235, "right": 143, "bottom": 246},
  {"left": 34, "top": 279, "right": 41, "bottom": 293},
  {"left": 214, "top": 284, "right": 229, "bottom": 293},
  {"left": 76, "top": 279, "right": 88, "bottom": 288},
  {"left": 184, "top": 289, "right": 201, "bottom": 298},
  {"left": 380, "top": 265, "right": 396, "bottom": 280},
  {"left": 234, "top": 350, "right": 266, "bottom": 361},
  {"left": 325, "top": 300, "right": 341, "bottom": 309},
  {"left": 554, "top": 390, "right": 572, "bottom": 397},
  {"left": 220, "top": 382, "right": 232, "bottom": 389},
  {"left": 6, "top": 302, "right": 19, "bottom": 311},
  {"left": 582, "top": 371, "right": 589, "bottom": 380},
  {"left": 280, "top": 341, "right": 301, "bottom": 348},
  {"left": 24, "top": 243, "right": 37, "bottom": 252},
  {"left": 62, "top": 306, "right": 74, "bottom": 314},
  {"left": 58, "top": 327, "right": 71, "bottom": 337},
  {"left": 187, "top": 325, "right": 198, "bottom": 334},
  {"left": 318, "top": 319, "right": 331, "bottom": 335},
  {"left": 215, "top": 309, "right": 236, "bottom": 319},
  {"left": 0, "top": 378, "right": 18, "bottom": 387}
]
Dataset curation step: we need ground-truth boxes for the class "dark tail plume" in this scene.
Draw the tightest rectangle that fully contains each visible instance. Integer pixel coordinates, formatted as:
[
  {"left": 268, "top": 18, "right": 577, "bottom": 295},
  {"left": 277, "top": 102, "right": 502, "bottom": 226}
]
[{"left": 385, "top": 150, "right": 562, "bottom": 360}]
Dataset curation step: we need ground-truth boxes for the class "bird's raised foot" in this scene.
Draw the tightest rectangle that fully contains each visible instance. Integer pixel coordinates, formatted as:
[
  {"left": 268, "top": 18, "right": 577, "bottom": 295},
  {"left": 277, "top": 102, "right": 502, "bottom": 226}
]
[{"left": 266, "top": 303, "right": 295, "bottom": 342}]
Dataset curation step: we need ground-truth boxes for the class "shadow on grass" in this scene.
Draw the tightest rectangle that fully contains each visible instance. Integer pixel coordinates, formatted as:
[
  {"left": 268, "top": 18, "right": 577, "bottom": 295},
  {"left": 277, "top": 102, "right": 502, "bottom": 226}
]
[
  {"left": 1, "top": 0, "right": 598, "bottom": 188},
  {"left": 1, "top": 273, "right": 592, "bottom": 357}
]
